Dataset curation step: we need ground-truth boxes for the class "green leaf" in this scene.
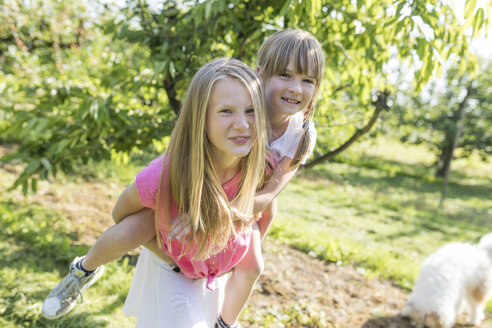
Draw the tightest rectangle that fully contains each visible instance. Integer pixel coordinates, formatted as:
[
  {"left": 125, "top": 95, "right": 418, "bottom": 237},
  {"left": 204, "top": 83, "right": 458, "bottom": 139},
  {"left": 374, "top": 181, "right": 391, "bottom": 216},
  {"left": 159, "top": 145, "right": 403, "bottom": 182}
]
[
  {"left": 169, "top": 61, "right": 176, "bottom": 79},
  {"left": 40, "top": 157, "right": 51, "bottom": 172},
  {"left": 31, "top": 178, "right": 37, "bottom": 193},
  {"left": 384, "top": 17, "right": 399, "bottom": 28},
  {"left": 163, "top": 8, "right": 179, "bottom": 17},
  {"left": 394, "top": 20, "right": 406, "bottom": 37},
  {"left": 205, "top": 2, "right": 212, "bottom": 20},
  {"left": 416, "top": 38, "right": 426, "bottom": 60},
  {"left": 473, "top": 8, "right": 484, "bottom": 38},
  {"left": 55, "top": 139, "right": 70, "bottom": 154},
  {"left": 425, "top": 50, "right": 434, "bottom": 81},
  {"left": 155, "top": 60, "right": 168, "bottom": 74},
  {"left": 396, "top": 1, "right": 406, "bottom": 16},
  {"left": 464, "top": 0, "right": 477, "bottom": 19},
  {"left": 280, "top": 0, "right": 293, "bottom": 16},
  {"left": 22, "top": 180, "right": 28, "bottom": 195},
  {"left": 487, "top": 6, "right": 491, "bottom": 38}
]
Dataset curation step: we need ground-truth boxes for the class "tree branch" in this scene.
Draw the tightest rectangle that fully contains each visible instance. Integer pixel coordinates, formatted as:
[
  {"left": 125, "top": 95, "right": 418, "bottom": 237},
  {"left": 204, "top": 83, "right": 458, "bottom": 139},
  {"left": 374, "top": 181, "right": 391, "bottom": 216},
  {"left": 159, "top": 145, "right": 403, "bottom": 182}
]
[
  {"left": 163, "top": 78, "right": 181, "bottom": 115},
  {"left": 303, "top": 90, "right": 390, "bottom": 169}
]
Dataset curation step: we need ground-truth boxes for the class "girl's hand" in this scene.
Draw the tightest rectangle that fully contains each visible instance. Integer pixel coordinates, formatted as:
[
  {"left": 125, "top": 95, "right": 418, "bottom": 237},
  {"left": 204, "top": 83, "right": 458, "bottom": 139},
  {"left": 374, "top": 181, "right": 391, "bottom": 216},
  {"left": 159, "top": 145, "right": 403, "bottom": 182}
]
[{"left": 168, "top": 213, "right": 192, "bottom": 241}]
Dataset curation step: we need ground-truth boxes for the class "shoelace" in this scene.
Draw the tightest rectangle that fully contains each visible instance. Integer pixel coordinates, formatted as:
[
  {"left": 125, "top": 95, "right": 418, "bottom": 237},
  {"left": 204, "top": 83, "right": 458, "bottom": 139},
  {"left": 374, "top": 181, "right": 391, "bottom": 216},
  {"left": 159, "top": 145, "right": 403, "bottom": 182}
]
[{"left": 55, "top": 272, "right": 85, "bottom": 305}]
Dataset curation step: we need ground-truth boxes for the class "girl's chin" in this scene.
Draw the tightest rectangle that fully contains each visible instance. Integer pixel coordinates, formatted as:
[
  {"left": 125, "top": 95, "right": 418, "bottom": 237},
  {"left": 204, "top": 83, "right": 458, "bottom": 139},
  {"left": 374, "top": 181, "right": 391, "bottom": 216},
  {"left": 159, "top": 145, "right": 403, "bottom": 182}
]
[
  {"left": 274, "top": 103, "right": 304, "bottom": 114},
  {"left": 221, "top": 148, "right": 253, "bottom": 161}
]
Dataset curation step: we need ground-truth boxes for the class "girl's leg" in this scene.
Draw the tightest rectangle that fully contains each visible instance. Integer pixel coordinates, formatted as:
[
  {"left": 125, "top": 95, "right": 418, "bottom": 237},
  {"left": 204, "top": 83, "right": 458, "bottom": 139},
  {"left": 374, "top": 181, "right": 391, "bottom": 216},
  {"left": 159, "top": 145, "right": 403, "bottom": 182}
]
[
  {"left": 219, "top": 222, "right": 264, "bottom": 326},
  {"left": 82, "top": 208, "right": 156, "bottom": 270},
  {"left": 43, "top": 208, "right": 157, "bottom": 319},
  {"left": 218, "top": 200, "right": 277, "bottom": 326}
]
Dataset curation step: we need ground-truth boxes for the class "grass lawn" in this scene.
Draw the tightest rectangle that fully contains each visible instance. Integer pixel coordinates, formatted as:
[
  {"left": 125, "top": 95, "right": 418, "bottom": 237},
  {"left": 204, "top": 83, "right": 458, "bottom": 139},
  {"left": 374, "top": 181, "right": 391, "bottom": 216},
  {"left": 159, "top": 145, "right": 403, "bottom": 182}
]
[
  {"left": 271, "top": 137, "right": 492, "bottom": 289},
  {"left": 1, "top": 137, "right": 491, "bottom": 326}
]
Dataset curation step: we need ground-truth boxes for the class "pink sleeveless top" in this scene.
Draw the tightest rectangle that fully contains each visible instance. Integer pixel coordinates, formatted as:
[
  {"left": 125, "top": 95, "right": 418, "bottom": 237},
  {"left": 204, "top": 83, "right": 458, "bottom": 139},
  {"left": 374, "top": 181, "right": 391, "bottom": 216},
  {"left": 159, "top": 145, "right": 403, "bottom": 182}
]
[{"left": 135, "top": 155, "right": 251, "bottom": 290}]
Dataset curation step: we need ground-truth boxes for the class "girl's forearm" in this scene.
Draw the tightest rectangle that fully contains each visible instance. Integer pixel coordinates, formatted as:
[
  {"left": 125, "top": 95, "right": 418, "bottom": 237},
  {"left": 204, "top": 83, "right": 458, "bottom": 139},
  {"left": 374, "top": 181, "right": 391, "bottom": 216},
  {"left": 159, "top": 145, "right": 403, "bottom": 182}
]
[
  {"left": 253, "top": 157, "right": 298, "bottom": 213},
  {"left": 143, "top": 237, "right": 176, "bottom": 264}
]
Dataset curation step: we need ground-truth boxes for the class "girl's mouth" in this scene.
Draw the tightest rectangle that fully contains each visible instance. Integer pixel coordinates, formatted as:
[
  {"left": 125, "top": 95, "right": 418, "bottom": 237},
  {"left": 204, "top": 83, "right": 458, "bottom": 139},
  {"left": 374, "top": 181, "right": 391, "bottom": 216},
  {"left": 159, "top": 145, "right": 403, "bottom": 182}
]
[
  {"left": 230, "top": 136, "right": 250, "bottom": 144},
  {"left": 281, "top": 97, "right": 301, "bottom": 104}
]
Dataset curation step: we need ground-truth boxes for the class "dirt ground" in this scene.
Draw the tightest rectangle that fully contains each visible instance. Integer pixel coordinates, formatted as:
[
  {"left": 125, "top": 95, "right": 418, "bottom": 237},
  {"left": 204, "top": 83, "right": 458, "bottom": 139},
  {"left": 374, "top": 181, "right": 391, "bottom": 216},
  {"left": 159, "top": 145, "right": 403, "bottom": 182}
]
[{"left": 2, "top": 145, "right": 491, "bottom": 328}]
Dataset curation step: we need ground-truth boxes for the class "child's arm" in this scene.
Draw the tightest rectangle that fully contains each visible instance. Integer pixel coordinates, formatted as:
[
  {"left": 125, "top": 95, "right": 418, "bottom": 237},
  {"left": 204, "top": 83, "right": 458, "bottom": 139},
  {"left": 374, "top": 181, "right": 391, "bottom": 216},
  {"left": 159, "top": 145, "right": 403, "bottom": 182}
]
[
  {"left": 112, "top": 182, "right": 145, "bottom": 224},
  {"left": 253, "top": 156, "right": 298, "bottom": 214}
]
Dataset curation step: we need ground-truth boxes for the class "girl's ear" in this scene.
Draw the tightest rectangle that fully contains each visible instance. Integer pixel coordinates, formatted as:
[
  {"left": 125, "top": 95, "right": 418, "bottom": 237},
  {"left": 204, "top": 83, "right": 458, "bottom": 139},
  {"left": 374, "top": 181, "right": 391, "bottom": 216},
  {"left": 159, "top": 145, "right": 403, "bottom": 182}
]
[{"left": 256, "top": 65, "right": 262, "bottom": 73}]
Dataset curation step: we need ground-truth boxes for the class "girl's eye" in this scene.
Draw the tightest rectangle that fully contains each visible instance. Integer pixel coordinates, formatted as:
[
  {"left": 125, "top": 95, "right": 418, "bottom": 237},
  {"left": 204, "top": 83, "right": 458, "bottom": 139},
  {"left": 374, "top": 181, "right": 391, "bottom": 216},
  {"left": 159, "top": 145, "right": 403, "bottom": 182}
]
[
  {"left": 280, "top": 73, "right": 290, "bottom": 78},
  {"left": 303, "top": 79, "right": 315, "bottom": 84},
  {"left": 220, "top": 109, "right": 232, "bottom": 114},
  {"left": 246, "top": 108, "right": 255, "bottom": 114}
]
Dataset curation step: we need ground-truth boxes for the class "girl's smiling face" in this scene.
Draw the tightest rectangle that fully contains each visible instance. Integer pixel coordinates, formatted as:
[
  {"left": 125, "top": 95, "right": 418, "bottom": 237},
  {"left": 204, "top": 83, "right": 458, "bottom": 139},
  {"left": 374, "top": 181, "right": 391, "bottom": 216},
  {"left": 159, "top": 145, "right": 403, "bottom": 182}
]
[
  {"left": 263, "top": 60, "right": 316, "bottom": 117},
  {"left": 206, "top": 77, "right": 256, "bottom": 166}
]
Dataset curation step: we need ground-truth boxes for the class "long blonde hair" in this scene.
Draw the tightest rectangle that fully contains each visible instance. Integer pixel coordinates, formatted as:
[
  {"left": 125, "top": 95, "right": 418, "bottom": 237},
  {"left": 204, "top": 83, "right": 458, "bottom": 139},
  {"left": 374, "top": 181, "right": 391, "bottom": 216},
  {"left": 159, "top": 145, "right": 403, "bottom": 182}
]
[
  {"left": 257, "top": 29, "right": 325, "bottom": 167},
  {"left": 155, "top": 58, "right": 267, "bottom": 260}
]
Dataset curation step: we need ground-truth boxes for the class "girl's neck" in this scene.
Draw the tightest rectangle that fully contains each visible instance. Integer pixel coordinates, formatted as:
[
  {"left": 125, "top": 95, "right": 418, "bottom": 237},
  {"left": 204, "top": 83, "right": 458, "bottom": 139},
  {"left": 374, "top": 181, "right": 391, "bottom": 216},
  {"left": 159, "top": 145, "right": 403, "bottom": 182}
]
[
  {"left": 269, "top": 112, "right": 291, "bottom": 142},
  {"left": 214, "top": 158, "right": 241, "bottom": 184}
]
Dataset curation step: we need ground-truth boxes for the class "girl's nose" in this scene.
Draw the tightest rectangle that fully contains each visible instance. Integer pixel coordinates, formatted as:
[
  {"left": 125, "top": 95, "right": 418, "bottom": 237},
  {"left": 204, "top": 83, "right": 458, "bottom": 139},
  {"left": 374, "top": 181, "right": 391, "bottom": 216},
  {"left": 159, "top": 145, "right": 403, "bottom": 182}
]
[
  {"left": 233, "top": 113, "right": 249, "bottom": 130},
  {"left": 288, "top": 79, "right": 302, "bottom": 94}
]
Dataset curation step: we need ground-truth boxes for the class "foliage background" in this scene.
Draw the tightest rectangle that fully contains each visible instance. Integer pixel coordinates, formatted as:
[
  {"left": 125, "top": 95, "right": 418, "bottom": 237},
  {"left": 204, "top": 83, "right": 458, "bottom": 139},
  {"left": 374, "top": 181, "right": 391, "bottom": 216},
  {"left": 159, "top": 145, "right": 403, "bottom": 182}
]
[{"left": 1, "top": 0, "right": 491, "bottom": 191}]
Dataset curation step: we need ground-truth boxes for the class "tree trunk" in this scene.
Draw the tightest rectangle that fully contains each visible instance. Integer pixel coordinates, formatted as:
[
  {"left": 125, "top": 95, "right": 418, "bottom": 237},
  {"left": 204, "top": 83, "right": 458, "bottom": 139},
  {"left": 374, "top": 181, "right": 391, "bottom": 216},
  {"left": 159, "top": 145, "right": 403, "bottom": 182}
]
[
  {"left": 439, "top": 86, "right": 470, "bottom": 207},
  {"left": 163, "top": 78, "right": 181, "bottom": 115},
  {"left": 303, "top": 90, "right": 390, "bottom": 169},
  {"left": 435, "top": 86, "right": 471, "bottom": 178},
  {"left": 435, "top": 142, "right": 454, "bottom": 178}
]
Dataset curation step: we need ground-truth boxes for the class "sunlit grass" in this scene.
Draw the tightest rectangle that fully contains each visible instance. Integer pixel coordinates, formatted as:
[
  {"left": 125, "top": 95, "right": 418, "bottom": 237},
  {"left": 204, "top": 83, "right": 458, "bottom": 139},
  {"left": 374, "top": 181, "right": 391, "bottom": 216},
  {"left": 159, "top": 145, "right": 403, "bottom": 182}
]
[
  {"left": 0, "top": 201, "right": 136, "bottom": 327},
  {"left": 269, "top": 137, "right": 492, "bottom": 290}
]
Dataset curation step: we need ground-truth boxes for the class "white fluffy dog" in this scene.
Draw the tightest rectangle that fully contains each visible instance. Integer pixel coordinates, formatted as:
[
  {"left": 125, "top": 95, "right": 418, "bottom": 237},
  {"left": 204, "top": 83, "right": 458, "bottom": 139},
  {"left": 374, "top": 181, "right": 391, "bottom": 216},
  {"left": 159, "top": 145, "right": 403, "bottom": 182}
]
[{"left": 402, "top": 233, "right": 492, "bottom": 328}]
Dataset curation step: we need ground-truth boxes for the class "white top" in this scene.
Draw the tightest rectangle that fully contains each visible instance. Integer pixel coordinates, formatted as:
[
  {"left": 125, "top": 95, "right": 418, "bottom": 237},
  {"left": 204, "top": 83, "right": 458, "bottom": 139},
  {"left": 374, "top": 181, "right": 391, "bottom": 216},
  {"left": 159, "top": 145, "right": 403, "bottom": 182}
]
[{"left": 269, "top": 111, "right": 317, "bottom": 164}]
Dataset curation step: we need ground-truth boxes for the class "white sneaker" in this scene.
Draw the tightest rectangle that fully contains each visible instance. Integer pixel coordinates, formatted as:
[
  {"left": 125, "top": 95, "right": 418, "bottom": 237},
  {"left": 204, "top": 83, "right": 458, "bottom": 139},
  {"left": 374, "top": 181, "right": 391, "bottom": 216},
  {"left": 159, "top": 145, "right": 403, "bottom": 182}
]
[{"left": 42, "top": 256, "right": 104, "bottom": 319}]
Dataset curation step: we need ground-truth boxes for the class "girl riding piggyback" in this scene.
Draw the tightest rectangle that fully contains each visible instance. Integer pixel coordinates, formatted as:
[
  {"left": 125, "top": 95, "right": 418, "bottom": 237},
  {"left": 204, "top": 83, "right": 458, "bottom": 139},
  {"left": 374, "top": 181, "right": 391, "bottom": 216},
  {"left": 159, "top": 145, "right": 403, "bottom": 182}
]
[
  {"left": 43, "top": 58, "right": 271, "bottom": 327},
  {"left": 215, "top": 29, "right": 325, "bottom": 328}
]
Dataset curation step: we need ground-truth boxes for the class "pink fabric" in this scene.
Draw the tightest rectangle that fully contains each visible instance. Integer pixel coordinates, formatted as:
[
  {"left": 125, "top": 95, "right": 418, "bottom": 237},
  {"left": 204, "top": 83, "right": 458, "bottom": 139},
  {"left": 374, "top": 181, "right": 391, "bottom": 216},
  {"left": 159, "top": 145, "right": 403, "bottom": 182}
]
[{"left": 136, "top": 155, "right": 251, "bottom": 290}]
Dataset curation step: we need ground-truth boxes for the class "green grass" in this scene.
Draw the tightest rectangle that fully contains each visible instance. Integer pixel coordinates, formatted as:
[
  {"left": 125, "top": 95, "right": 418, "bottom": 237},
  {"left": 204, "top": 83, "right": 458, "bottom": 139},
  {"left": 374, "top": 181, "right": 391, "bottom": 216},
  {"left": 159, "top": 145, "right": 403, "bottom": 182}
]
[
  {"left": 1, "top": 137, "right": 492, "bottom": 326},
  {"left": 0, "top": 200, "right": 136, "bottom": 327},
  {"left": 270, "top": 137, "right": 492, "bottom": 291}
]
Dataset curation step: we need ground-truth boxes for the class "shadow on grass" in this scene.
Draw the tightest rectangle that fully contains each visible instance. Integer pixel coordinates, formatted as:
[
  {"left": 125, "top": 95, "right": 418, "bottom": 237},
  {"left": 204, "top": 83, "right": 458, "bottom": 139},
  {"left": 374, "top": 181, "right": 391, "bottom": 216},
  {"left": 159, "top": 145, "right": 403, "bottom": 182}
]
[
  {"left": 0, "top": 201, "right": 89, "bottom": 273},
  {"left": 303, "top": 158, "right": 492, "bottom": 232},
  {"left": 305, "top": 155, "right": 492, "bottom": 200}
]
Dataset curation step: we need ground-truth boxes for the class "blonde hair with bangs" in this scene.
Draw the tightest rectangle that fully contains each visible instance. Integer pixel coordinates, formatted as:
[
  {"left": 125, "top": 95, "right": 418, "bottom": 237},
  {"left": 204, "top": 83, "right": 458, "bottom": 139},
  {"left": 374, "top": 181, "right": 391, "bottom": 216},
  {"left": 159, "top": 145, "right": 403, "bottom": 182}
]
[
  {"left": 257, "top": 29, "right": 325, "bottom": 167},
  {"left": 154, "top": 58, "right": 267, "bottom": 260}
]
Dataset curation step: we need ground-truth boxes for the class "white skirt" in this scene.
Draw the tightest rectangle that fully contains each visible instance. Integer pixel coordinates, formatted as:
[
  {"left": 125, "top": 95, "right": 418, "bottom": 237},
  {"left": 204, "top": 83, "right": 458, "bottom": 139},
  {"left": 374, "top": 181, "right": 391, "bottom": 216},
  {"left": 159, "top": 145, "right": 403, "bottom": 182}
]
[{"left": 123, "top": 247, "right": 228, "bottom": 328}]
